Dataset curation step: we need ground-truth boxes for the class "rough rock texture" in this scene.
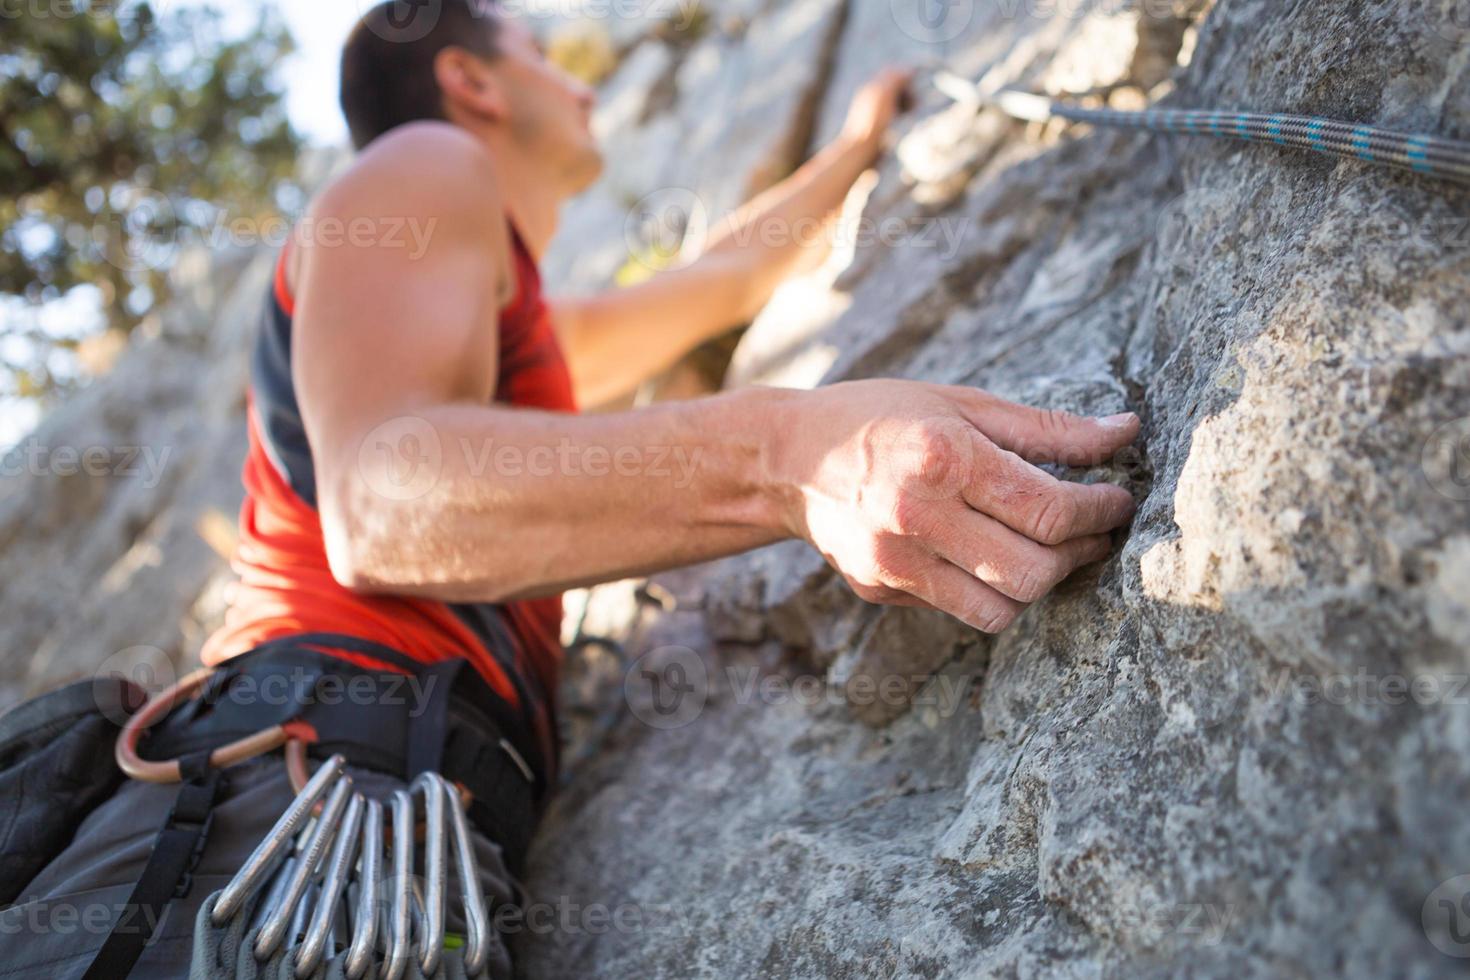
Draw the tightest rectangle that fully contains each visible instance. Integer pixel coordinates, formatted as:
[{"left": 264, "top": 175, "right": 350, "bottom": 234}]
[
  {"left": 0, "top": 242, "right": 269, "bottom": 706},
  {"left": 523, "top": 1, "right": 1470, "bottom": 977},
  {"left": 0, "top": 148, "right": 350, "bottom": 708},
  {"left": 2, "top": 1, "right": 1468, "bottom": 977},
  {"left": 540, "top": 0, "right": 848, "bottom": 296}
]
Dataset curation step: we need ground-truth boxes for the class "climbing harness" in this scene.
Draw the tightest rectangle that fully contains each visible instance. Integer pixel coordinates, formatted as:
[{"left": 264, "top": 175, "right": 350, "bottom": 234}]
[
  {"left": 935, "top": 71, "right": 1470, "bottom": 185},
  {"left": 77, "top": 632, "right": 546, "bottom": 978}
]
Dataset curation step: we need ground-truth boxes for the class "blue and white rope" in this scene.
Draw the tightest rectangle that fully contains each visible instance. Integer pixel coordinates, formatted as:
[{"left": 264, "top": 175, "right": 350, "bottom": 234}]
[{"left": 937, "top": 75, "right": 1470, "bottom": 185}]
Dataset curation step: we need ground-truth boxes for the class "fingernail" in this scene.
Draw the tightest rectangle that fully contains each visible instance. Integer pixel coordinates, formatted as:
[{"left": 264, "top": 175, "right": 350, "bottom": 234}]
[{"left": 1100, "top": 413, "right": 1138, "bottom": 428}]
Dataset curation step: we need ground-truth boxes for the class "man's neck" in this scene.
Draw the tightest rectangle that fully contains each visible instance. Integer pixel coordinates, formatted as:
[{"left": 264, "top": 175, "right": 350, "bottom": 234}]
[{"left": 483, "top": 144, "right": 560, "bottom": 262}]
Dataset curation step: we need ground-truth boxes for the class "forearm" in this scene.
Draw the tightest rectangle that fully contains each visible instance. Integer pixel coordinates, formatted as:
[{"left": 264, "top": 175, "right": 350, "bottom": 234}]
[
  {"left": 700, "top": 134, "right": 878, "bottom": 315},
  {"left": 557, "top": 252, "right": 761, "bottom": 407},
  {"left": 555, "top": 135, "right": 880, "bottom": 404},
  {"left": 324, "top": 386, "right": 800, "bottom": 602}
]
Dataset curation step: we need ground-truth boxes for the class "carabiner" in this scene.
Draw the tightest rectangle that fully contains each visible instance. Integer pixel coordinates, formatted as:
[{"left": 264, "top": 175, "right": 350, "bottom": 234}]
[
  {"left": 213, "top": 754, "right": 348, "bottom": 925},
  {"left": 344, "top": 797, "right": 384, "bottom": 980},
  {"left": 254, "top": 774, "right": 354, "bottom": 960},
  {"left": 294, "top": 791, "right": 365, "bottom": 977},
  {"left": 381, "top": 789, "right": 414, "bottom": 980},
  {"left": 410, "top": 772, "right": 448, "bottom": 977},
  {"left": 437, "top": 773, "right": 493, "bottom": 976}
]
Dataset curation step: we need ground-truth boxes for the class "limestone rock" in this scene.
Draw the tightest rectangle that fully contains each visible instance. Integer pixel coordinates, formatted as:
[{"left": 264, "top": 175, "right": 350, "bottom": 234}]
[
  {"left": 520, "top": 1, "right": 1470, "bottom": 977},
  {"left": 2, "top": 0, "right": 1467, "bottom": 976}
]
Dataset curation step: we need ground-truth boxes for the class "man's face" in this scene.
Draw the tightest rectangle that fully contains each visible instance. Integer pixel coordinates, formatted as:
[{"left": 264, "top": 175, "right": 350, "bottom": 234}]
[{"left": 485, "top": 19, "right": 604, "bottom": 196}]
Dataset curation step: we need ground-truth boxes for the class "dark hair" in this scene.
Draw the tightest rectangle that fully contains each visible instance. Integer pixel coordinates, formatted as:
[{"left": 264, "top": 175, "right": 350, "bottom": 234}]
[{"left": 340, "top": 0, "right": 503, "bottom": 150}]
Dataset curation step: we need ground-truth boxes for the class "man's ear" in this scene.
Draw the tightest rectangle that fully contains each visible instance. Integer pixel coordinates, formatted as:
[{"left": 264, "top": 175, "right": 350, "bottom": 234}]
[{"left": 434, "top": 48, "right": 507, "bottom": 124}]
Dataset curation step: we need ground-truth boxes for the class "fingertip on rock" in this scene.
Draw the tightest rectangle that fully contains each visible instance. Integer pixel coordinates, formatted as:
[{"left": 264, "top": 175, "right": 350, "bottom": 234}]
[{"left": 1099, "top": 412, "right": 1141, "bottom": 435}]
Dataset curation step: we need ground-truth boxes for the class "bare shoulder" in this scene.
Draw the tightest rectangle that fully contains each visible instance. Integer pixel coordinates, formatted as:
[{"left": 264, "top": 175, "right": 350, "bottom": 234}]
[{"left": 309, "top": 122, "right": 503, "bottom": 226}]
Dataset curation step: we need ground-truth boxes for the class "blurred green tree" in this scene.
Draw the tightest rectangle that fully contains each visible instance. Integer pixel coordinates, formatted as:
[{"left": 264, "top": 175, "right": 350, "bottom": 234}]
[{"left": 0, "top": 0, "right": 301, "bottom": 398}]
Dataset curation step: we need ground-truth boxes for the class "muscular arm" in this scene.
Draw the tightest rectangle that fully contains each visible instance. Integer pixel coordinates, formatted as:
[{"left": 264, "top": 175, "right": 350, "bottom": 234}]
[
  {"left": 297, "top": 126, "right": 785, "bottom": 603},
  {"left": 299, "top": 124, "right": 1141, "bottom": 632},
  {"left": 552, "top": 69, "right": 912, "bottom": 406}
]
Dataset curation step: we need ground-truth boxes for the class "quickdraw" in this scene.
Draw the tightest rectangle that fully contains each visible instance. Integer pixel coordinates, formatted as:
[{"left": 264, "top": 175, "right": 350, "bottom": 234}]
[{"left": 206, "top": 756, "right": 495, "bottom": 979}]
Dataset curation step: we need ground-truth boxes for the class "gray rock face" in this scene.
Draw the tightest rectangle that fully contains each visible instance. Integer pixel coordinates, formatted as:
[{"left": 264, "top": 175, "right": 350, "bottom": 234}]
[
  {"left": 0, "top": 243, "right": 270, "bottom": 706},
  {"left": 522, "top": 0, "right": 1470, "bottom": 977},
  {"left": 2, "top": 1, "right": 1467, "bottom": 977},
  {"left": 541, "top": 0, "right": 848, "bottom": 295}
]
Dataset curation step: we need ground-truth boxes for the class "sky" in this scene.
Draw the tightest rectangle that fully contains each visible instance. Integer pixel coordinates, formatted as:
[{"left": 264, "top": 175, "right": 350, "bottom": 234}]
[
  {"left": 274, "top": 3, "right": 363, "bottom": 145},
  {"left": 185, "top": 0, "right": 361, "bottom": 146}
]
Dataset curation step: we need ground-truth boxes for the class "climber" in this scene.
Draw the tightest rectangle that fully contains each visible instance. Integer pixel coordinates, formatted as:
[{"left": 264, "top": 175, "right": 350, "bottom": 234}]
[{"left": 0, "top": 2, "right": 1141, "bottom": 977}]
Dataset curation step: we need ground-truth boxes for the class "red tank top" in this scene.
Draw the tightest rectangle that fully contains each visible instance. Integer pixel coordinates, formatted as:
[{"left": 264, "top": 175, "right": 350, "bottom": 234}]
[{"left": 201, "top": 223, "right": 576, "bottom": 763}]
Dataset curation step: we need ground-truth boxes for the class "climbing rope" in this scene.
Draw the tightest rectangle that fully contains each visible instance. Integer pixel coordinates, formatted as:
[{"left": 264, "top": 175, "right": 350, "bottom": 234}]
[{"left": 935, "top": 72, "right": 1470, "bottom": 186}]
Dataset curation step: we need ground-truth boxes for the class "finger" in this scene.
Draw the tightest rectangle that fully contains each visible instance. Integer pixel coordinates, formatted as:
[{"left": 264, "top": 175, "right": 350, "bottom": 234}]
[
  {"left": 849, "top": 583, "right": 937, "bottom": 612},
  {"left": 965, "top": 432, "right": 1136, "bottom": 545},
  {"left": 928, "top": 504, "right": 1114, "bottom": 602},
  {"left": 947, "top": 386, "right": 1140, "bottom": 467},
  {"left": 890, "top": 557, "right": 1027, "bottom": 634}
]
